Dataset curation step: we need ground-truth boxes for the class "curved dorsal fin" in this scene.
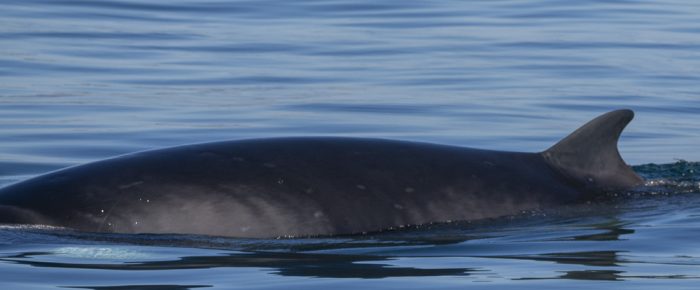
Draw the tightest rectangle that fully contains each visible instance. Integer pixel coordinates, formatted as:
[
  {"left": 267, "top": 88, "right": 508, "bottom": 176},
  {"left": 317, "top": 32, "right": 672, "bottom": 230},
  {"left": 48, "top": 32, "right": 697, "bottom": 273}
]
[{"left": 542, "top": 109, "right": 643, "bottom": 191}]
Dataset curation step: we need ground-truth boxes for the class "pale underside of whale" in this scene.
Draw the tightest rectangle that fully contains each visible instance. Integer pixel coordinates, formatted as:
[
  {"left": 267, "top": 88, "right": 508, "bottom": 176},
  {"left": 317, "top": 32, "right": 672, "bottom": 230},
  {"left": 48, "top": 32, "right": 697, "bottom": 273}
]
[{"left": 0, "top": 110, "right": 643, "bottom": 238}]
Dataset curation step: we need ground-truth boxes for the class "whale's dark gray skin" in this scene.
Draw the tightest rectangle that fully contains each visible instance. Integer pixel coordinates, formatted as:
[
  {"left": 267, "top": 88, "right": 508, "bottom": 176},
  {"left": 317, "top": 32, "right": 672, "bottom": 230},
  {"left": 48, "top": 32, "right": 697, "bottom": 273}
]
[{"left": 0, "top": 110, "right": 643, "bottom": 238}]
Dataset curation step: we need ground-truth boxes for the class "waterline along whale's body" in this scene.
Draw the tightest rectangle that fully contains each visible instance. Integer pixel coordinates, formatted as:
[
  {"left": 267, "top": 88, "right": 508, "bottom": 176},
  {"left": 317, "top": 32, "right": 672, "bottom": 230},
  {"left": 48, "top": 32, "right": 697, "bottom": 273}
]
[{"left": 0, "top": 110, "right": 643, "bottom": 238}]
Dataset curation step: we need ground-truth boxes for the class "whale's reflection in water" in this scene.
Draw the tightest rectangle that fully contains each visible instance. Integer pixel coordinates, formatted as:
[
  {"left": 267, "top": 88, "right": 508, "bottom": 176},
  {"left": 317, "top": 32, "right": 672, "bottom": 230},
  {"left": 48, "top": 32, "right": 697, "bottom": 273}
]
[{"left": 69, "top": 285, "right": 211, "bottom": 290}]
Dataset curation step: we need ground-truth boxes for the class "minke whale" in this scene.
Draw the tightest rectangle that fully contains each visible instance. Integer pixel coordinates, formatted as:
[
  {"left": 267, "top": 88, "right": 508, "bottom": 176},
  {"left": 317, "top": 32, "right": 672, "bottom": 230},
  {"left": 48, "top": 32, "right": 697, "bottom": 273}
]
[{"left": 0, "top": 109, "right": 643, "bottom": 238}]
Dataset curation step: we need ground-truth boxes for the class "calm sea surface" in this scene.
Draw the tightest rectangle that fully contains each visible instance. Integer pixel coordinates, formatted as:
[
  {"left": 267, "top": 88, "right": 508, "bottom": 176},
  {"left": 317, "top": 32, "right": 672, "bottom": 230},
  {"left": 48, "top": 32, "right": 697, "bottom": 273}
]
[{"left": 2, "top": 0, "right": 700, "bottom": 289}]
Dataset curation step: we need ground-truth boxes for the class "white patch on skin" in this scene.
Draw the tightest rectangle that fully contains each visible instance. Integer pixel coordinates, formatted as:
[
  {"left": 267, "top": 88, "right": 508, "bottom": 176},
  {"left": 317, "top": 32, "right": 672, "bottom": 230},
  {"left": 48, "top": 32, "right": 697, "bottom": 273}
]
[
  {"left": 109, "top": 184, "right": 334, "bottom": 238},
  {"left": 118, "top": 181, "right": 144, "bottom": 189}
]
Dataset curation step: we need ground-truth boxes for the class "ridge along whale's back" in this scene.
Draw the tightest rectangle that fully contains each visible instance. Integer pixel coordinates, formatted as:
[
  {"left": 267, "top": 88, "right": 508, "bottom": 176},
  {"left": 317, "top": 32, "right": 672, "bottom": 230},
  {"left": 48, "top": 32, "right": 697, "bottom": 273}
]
[{"left": 0, "top": 110, "right": 644, "bottom": 238}]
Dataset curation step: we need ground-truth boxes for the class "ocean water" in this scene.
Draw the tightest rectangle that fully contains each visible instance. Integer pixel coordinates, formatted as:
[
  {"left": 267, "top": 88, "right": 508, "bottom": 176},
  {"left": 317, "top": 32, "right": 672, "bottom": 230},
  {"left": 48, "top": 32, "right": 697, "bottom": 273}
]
[{"left": 1, "top": 0, "right": 700, "bottom": 289}]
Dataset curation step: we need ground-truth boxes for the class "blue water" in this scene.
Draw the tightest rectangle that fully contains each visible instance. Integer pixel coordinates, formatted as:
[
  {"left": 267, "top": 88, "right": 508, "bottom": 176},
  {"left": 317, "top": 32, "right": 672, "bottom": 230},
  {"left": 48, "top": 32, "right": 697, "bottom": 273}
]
[{"left": 2, "top": 0, "right": 700, "bottom": 289}]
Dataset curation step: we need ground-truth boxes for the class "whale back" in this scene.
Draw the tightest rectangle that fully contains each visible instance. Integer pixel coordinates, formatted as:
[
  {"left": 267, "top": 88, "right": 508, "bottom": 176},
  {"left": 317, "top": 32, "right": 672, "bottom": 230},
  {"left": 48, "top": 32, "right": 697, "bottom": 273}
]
[{"left": 542, "top": 109, "right": 643, "bottom": 192}]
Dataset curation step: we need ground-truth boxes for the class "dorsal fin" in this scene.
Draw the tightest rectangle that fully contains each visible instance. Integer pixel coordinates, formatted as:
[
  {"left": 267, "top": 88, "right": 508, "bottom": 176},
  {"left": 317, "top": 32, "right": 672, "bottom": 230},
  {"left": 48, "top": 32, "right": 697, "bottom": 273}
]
[{"left": 542, "top": 109, "right": 643, "bottom": 192}]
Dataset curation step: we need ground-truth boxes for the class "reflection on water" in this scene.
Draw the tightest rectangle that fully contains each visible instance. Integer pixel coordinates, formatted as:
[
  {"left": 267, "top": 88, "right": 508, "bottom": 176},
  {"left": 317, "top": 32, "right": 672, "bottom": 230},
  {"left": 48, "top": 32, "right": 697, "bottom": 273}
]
[
  {"left": 527, "top": 270, "right": 625, "bottom": 281},
  {"left": 571, "top": 221, "right": 635, "bottom": 241},
  {"left": 495, "top": 251, "right": 623, "bottom": 268},
  {"left": 69, "top": 286, "right": 211, "bottom": 290},
  {"left": 2, "top": 251, "right": 471, "bottom": 279}
]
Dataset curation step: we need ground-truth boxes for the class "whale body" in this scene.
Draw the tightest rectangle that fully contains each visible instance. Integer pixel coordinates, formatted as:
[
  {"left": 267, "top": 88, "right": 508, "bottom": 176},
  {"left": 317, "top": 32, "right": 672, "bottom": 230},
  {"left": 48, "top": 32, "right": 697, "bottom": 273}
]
[{"left": 0, "top": 110, "right": 643, "bottom": 238}]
